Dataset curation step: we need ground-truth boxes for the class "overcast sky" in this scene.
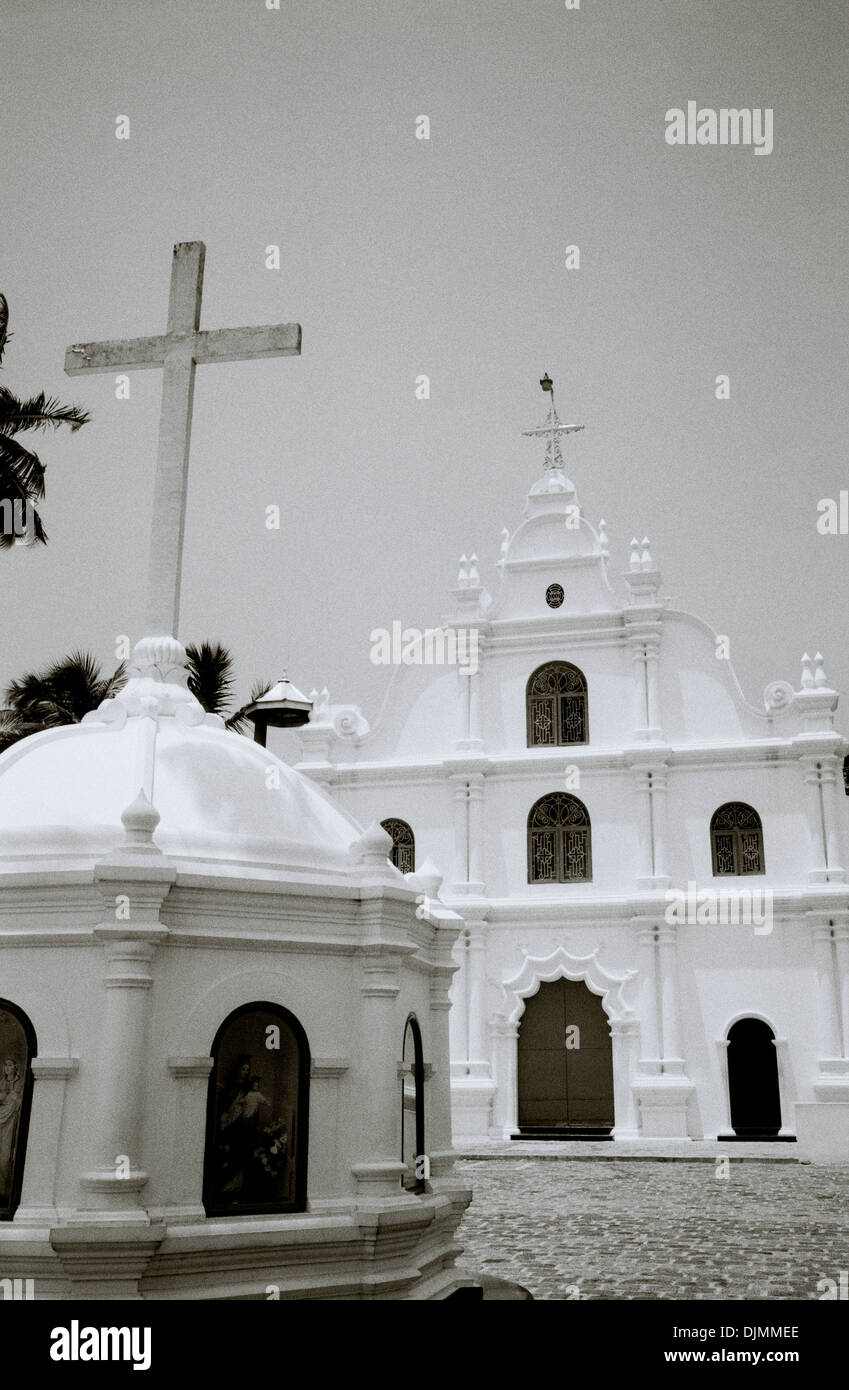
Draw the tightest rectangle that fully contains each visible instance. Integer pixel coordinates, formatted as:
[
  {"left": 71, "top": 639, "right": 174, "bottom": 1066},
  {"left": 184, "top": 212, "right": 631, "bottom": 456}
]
[{"left": 2, "top": 0, "right": 847, "bottom": 732}]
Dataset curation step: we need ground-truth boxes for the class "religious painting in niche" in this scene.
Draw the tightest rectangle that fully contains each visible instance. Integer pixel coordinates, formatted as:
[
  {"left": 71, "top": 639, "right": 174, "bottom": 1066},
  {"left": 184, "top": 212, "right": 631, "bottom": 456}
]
[
  {"left": 203, "top": 1003, "right": 309, "bottom": 1217},
  {"left": 0, "top": 1000, "right": 36, "bottom": 1221}
]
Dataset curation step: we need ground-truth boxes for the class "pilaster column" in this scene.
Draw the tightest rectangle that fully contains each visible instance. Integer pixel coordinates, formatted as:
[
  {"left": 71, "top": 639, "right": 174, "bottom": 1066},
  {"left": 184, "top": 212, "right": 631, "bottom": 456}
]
[
  {"left": 14, "top": 1058, "right": 79, "bottom": 1225},
  {"left": 834, "top": 922, "right": 849, "bottom": 1060},
  {"left": 351, "top": 949, "right": 405, "bottom": 1197},
  {"left": 164, "top": 1057, "right": 214, "bottom": 1222},
  {"left": 628, "top": 637, "right": 648, "bottom": 738},
  {"left": 644, "top": 635, "right": 663, "bottom": 738},
  {"left": 802, "top": 756, "right": 847, "bottom": 883},
  {"left": 649, "top": 767, "right": 670, "bottom": 882},
  {"left": 489, "top": 1019, "right": 519, "bottom": 1138},
  {"left": 465, "top": 918, "right": 490, "bottom": 1077},
  {"left": 450, "top": 774, "right": 469, "bottom": 887},
  {"left": 77, "top": 928, "right": 168, "bottom": 1219},
  {"left": 448, "top": 930, "right": 470, "bottom": 1076},
  {"left": 427, "top": 968, "right": 456, "bottom": 1178},
  {"left": 656, "top": 921, "right": 685, "bottom": 1075},
  {"left": 633, "top": 922, "right": 661, "bottom": 1074},
  {"left": 812, "top": 920, "right": 842, "bottom": 1062},
  {"left": 632, "top": 767, "right": 654, "bottom": 883},
  {"left": 466, "top": 773, "right": 485, "bottom": 891},
  {"left": 609, "top": 1019, "right": 640, "bottom": 1139}
]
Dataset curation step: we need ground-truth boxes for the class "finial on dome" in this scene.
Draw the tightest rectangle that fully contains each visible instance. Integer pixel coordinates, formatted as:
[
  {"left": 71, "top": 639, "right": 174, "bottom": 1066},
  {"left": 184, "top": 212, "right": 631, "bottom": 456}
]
[
  {"left": 468, "top": 553, "right": 480, "bottom": 586},
  {"left": 413, "top": 856, "right": 444, "bottom": 898},
  {"left": 629, "top": 537, "right": 641, "bottom": 570},
  {"left": 522, "top": 374, "right": 585, "bottom": 472},
  {"left": 120, "top": 787, "right": 162, "bottom": 855},
  {"left": 457, "top": 554, "right": 469, "bottom": 589},
  {"left": 499, "top": 527, "right": 510, "bottom": 560},
  {"left": 350, "top": 820, "right": 396, "bottom": 869},
  {"left": 598, "top": 518, "right": 609, "bottom": 559},
  {"left": 800, "top": 652, "right": 814, "bottom": 689},
  {"left": 813, "top": 652, "right": 828, "bottom": 688},
  {"left": 640, "top": 536, "right": 653, "bottom": 570}
]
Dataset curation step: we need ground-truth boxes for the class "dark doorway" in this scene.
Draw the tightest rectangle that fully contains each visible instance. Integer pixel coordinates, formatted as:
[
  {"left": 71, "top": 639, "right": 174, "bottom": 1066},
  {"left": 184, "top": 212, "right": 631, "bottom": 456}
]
[
  {"left": 401, "top": 1015, "right": 426, "bottom": 1191},
  {"left": 725, "top": 1018, "right": 782, "bottom": 1139},
  {"left": 0, "top": 999, "right": 36, "bottom": 1220},
  {"left": 516, "top": 978, "right": 613, "bottom": 1136}
]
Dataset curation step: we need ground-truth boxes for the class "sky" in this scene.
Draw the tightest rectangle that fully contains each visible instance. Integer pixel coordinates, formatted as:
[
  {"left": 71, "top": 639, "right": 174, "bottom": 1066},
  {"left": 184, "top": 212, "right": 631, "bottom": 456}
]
[{"left": 2, "top": 0, "right": 848, "bottom": 731}]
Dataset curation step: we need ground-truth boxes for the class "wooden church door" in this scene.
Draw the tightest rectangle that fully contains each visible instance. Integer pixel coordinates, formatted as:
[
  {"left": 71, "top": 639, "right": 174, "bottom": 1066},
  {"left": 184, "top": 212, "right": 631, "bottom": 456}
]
[{"left": 517, "top": 978, "right": 614, "bottom": 1131}]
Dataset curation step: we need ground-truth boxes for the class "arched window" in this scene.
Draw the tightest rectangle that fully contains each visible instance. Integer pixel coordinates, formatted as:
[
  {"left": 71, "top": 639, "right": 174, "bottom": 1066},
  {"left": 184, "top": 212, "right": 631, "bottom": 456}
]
[
  {"left": 711, "top": 803, "right": 764, "bottom": 876},
  {"left": 0, "top": 999, "right": 36, "bottom": 1221},
  {"left": 528, "top": 793, "right": 592, "bottom": 883},
  {"left": 401, "top": 1015, "right": 426, "bottom": 1193},
  {"left": 381, "top": 818, "right": 415, "bottom": 874},
  {"left": 203, "top": 1002, "right": 309, "bottom": 1217},
  {"left": 526, "top": 662, "right": 588, "bottom": 747}
]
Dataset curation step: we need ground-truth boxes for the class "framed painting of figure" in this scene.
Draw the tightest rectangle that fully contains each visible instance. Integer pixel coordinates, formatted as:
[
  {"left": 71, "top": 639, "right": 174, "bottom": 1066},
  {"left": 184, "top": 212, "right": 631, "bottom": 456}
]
[
  {"left": 0, "top": 1000, "right": 36, "bottom": 1221},
  {"left": 203, "top": 1002, "right": 309, "bottom": 1217}
]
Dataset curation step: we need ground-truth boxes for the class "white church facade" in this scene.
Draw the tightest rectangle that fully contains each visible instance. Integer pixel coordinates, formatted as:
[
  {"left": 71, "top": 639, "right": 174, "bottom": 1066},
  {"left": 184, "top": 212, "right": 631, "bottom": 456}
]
[{"left": 293, "top": 389, "right": 849, "bottom": 1152}]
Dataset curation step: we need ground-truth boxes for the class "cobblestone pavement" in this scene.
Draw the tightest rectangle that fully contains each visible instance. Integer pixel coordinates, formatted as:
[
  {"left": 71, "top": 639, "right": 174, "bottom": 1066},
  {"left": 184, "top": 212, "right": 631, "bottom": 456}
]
[{"left": 454, "top": 1158, "right": 849, "bottom": 1301}]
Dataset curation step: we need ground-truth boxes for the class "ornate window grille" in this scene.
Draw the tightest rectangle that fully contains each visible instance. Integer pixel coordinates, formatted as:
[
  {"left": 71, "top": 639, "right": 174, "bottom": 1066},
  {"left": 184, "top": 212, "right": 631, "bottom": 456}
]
[
  {"left": 381, "top": 818, "right": 415, "bottom": 874},
  {"left": 526, "top": 662, "right": 588, "bottom": 747},
  {"left": 710, "top": 803, "right": 764, "bottom": 876},
  {"left": 527, "top": 793, "right": 592, "bottom": 883}
]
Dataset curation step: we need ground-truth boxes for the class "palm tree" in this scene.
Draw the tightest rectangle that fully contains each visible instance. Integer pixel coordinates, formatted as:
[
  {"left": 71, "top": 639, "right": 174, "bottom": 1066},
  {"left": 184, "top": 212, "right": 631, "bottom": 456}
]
[
  {"left": 0, "top": 293, "right": 90, "bottom": 548},
  {"left": 0, "top": 644, "right": 269, "bottom": 752},
  {"left": 185, "top": 641, "right": 271, "bottom": 731},
  {"left": 0, "top": 651, "right": 126, "bottom": 751}
]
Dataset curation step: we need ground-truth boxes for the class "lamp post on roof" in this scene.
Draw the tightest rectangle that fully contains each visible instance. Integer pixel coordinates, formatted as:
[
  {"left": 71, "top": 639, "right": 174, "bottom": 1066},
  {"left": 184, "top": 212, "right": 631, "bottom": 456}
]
[
  {"left": 522, "top": 373, "right": 585, "bottom": 471},
  {"left": 243, "top": 676, "right": 313, "bottom": 747}
]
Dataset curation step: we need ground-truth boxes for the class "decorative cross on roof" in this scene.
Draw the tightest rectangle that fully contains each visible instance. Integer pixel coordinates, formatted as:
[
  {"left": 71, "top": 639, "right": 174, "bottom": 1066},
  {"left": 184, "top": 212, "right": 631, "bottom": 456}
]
[
  {"left": 522, "top": 373, "right": 584, "bottom": 471},
  {"left": 65, "top": 241, "right": 301, "bottom": 636}
]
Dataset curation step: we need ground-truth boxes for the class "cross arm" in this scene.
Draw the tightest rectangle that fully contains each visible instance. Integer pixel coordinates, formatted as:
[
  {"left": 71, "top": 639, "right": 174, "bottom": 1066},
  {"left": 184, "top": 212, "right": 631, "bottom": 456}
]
[
  {"left": 192, "top": 322, "right": 302, "bottom": 363},
  {"left": 64, "top": 336, "right": 172, "bottom": 375}
]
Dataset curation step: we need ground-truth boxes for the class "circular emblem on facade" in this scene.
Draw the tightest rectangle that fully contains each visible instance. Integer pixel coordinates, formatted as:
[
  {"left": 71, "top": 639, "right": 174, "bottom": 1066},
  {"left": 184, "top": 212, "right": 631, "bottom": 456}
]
[{"left": 545, "top": 583, "right": 565, "bottom": 609}]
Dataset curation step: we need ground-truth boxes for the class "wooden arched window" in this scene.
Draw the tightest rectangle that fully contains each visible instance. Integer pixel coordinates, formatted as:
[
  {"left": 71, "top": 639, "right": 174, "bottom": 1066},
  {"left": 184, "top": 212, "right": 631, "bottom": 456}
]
[
  {"left": 711, "top": 803, "right": 764, "bottom": 876},
  {"left": 381, "top": 818, "right": 415, "bottom": 874},
  {"left": 401, "top": 1015, "right": 426, "bottom": 1193},
  {"left": 528, "top": 793, "right": 592, "bottom": 883},
  {"left": 526, "top": 662, "right": 588, "bottom": 747},
  {"left": 0, "top": 999, "right": 36, "bottom": 1221},
  {"left": 203, "top": 1002, "right": 309, "bottom": 1217}
]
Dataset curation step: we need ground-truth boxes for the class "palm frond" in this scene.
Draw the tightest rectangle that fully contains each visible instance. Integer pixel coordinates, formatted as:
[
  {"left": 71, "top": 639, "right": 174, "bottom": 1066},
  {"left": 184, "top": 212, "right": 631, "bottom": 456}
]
[
  {"left": 0, "top": 431, "right": 46, "bottom": 499},
  {"left": 5, "top": 651, "right": 123, "bottom": 726},
  {"left": 0, "top": 387, "right": 90, "bottom": 435},
  {"left": 0, "top": 295, "right": 8, "bottom": 366},
  {"left": 185, "top": 641, "right": 237, "bottom": 717}
]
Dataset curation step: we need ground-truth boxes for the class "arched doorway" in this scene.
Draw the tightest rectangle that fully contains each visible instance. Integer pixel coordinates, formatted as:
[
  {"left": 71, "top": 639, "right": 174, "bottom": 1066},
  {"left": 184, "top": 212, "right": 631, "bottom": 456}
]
[
  {"left": 202, "top": 1002, "right": 310, "bottom": 1216},
  {"left": 0, "top": 999, "right": 36, "bottom": 1221},
  {"left": 517, "top": 979, "right": 614, "bottom": 1135},
  {"left": 725, "top": 1018, "right": 781, "bottom": 1138},
  {"left": 401, "top": 1016, "right": 426, "bottom": 1191}
]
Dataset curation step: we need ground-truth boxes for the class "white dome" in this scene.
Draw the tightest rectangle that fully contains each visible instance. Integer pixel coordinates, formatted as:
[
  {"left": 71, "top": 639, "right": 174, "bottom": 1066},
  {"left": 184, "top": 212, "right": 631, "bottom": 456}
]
[{"left": 0, "top": 637, "right": 363, "bottom": 878}]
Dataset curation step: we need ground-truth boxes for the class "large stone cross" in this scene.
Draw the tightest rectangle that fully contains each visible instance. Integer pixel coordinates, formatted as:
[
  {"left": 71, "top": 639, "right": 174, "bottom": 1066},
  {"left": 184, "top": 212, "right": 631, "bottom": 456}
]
[{"left": 65, "top": 241, "right": 301, "bottom": 635}]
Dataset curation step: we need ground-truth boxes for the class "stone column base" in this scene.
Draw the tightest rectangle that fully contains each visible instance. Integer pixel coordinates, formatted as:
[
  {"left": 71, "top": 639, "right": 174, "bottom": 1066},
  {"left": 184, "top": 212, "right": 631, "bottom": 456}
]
[
  {"left": 633, "top": 1077, "right": 694, "bottom": 1138},
  {"left": 450, "top": 1077, "right": 496, "bottom": 1140},
  {"left": 795, "top": 1102, "right": 849, "bottom": 1163}
]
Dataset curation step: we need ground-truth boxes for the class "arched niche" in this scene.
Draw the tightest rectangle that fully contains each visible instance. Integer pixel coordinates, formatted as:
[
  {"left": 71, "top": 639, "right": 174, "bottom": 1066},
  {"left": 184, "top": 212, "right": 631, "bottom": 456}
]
[
  {"left": 0, "top": 998, "right": 37, "bottom": 1221},
  {"left": 202, "top": 1001, "right": 310, "bottom": 1216}
]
